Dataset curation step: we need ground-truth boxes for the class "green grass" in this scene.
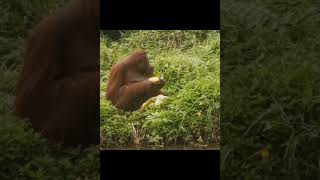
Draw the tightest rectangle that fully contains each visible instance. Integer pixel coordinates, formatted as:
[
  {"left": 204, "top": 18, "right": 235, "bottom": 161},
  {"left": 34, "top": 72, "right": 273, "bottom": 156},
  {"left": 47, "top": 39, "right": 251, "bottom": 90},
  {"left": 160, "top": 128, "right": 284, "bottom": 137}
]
[
  {"left": 0, "top": 115, "right": 99, "bottom": 179},
  {"left": 221, "top": 0, "right": 320, "bottom": 178},
  {"left": 0, "top": 1, "right": 99, "bottom": 179},
  {"left": 100, "top": 30, "right": 220, "bottom": 149}
]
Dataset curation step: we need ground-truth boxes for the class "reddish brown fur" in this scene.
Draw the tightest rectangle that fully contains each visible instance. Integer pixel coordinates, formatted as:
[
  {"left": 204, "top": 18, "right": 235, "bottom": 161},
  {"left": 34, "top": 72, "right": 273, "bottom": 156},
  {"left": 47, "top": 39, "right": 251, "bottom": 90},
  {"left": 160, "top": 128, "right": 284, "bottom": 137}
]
[
  {"left": 15, "top": 0, "right": 100, "bottom": 146},
  {"left": 106, "top": 49, "right": 165, "bottom": 111}
]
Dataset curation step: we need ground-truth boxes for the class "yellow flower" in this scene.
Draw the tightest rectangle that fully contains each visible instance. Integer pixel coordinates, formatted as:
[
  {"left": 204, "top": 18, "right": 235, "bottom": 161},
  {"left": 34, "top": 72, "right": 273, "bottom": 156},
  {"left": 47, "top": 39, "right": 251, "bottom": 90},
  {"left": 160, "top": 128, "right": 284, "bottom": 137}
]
[{"left": 260, "top": 148, "right": 270, "bottom": 160}]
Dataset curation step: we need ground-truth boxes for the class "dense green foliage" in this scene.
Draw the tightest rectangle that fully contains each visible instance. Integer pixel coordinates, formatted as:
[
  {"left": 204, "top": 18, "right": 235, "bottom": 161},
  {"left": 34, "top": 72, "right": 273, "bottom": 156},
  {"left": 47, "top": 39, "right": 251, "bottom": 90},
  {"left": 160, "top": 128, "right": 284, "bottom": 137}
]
[
  {"left": 100, "top": 30, "right": 220, "bottom": 149},
  {"left": 221, "top": 0, "right": 320, "bottom": 178},
  {"left": 0, "top": 1, "right": 99, "bottom": 179}
]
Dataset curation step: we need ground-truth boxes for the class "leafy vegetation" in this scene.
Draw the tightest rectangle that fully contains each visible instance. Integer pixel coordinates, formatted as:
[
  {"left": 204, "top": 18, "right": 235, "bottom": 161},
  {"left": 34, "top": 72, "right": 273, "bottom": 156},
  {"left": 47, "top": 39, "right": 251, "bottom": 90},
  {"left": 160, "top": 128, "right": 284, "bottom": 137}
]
[
  {"left": 221, "top": 0, "right": 320, "bottom": 178},
  {"left": 0, "top": 1, "right": 99, "bottom": 179},
  {"left": 100, "top": 30, "right": 220, "bottom": 149}
]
